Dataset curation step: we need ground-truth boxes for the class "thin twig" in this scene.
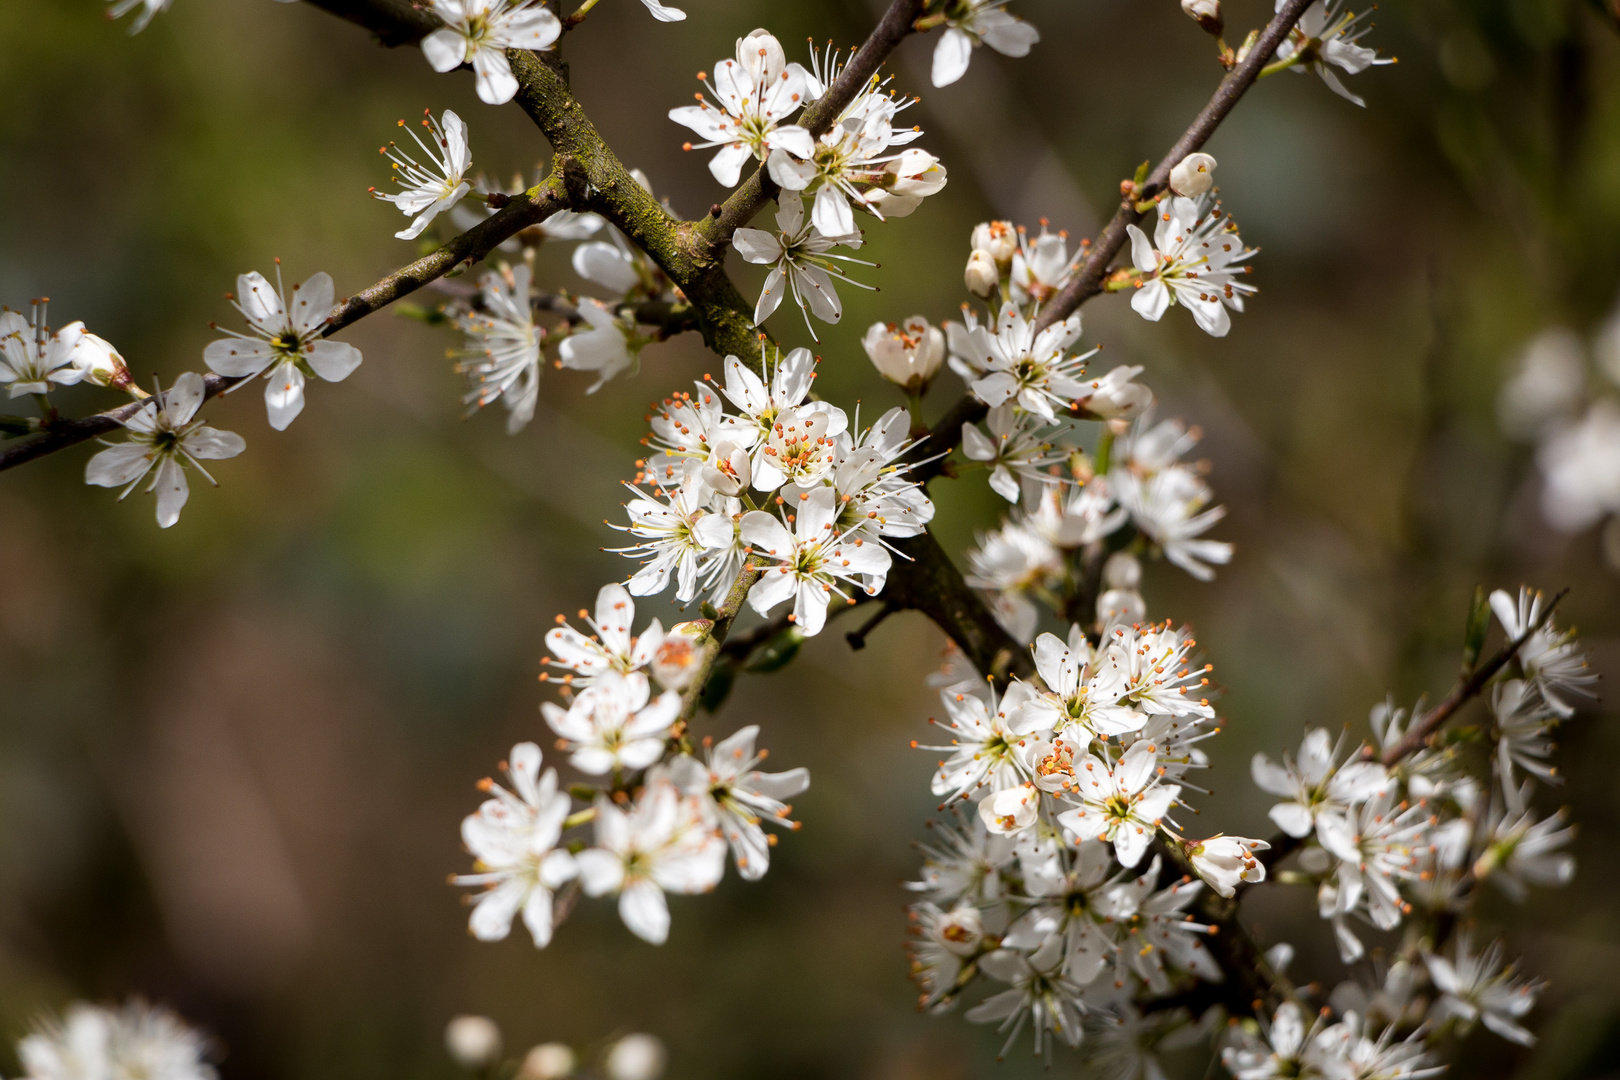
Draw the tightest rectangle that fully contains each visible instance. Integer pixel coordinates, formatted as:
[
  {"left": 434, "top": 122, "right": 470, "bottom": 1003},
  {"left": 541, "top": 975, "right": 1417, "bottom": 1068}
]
[{"left": 0, "top": 177, "right": 570, "bottom": 474}]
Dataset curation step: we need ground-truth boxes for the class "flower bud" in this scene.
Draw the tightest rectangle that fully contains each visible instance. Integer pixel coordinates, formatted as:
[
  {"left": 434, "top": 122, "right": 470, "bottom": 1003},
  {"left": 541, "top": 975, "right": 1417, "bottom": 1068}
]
[
  {"left": 1101, "top": 552, "right": 1142, "bottom": 590},
  {"left": 1181, "top": 0, "right": 1223, "bottom": 36},
  {"left": 652, "top": 620, "right": 710, "bottom": 691},
  {"left": 970, "top": 220, "right": 1018, "bottom": 267},
  {"left": 933, "top": 904, "right": 984, "bottom": 956},
  {"left": 1097, "top": 588, "right": 1146, "bottom": 638},
  {"left": 445, "top": 1016, "right": 503, "bottom": 1070},
  {"left": 519, "top": 1044, "right": 576, "bottom": 1080},
  {"left": 1168, "top": 152, "right": 1217, "bottom": 197},
  {"left": 1185, "top": 835, "right": 1269, "bottom": 898},
  {"left": 863, "top": 316, "right": 945, "bottom": 391},
  {"left": 978, "top": 783, "right": 1038, "bottom": 835},
  {"left": 604, "top": 1034, "right": 666, "bottom": 1080},
  {"left": 964, "top": 249, "right": 999, "bottom": 299},
  {"left": 73, "top": 332, "right": 133, "bottom": 391}
]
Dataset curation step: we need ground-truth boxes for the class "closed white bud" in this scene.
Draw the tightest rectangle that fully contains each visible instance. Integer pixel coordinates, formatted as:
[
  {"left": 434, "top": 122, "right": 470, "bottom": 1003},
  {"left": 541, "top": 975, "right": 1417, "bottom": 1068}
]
[
  {"left": 1102, "top": 551, "right": 1142, "bottom": 589},
  {"left": 970, "top": 220, "right": 1018, "bottom": 266},
  {"left": 604, "top": 1034, "right": 666, "bottom": 1080},
  {"left": 519, "top": 1044, "right": 576, "bottom": 1080},
  {"left": 965, "top": 249, "right": 999, "bottom": 299},
  {"left": 934, "top": 904, "right": 984, "bottom": 956},
  {"left": 652, "top": 620, "right": 710, "bottom": 691},
  {"left": 73, "top": 332, "right": 133, "bottom": 391},
  {"left": 1181, "top": 0, "right": 1223, "bottom": 35},
  {"left": 1169, "top": 152, "right": 1217, "bottom": 197},
  {"left": 445, "top": 1016, "right": 503, "bottom": 1070},
  {"left": 863, "top": 316, "right": 945, "bottom": 390}
]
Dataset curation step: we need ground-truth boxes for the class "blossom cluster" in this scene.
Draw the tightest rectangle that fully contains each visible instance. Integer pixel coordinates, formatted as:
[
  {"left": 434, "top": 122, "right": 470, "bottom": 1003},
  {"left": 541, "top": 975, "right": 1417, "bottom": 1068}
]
[{"left": 14, "top": 999, "right": 215, "bottom": 1080}]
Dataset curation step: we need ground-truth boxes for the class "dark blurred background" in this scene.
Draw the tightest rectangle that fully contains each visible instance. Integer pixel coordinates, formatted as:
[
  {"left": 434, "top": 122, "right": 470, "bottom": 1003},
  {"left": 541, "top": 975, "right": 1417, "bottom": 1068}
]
[{"left": 3, "top": 0, "right": 1620, "bottom": 1077}]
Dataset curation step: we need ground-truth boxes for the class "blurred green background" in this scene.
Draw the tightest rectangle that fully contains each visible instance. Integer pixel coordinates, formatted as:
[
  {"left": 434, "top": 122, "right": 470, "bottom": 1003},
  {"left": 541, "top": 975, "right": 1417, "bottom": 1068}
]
[{"left": 3, "top": 0, "right": 1620, "bottom": 1077}]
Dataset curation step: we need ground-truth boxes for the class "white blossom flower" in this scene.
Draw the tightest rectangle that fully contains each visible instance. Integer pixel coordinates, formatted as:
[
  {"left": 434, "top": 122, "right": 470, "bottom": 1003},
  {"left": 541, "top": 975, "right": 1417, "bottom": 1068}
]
[
  {"left": 1316, "top": 790, "right": 1431, "bottom": 961},
  {"left": 574, "top": 780, "right": 726, "bottom": 944},
  {"left": 1221, "top": 1001, "right": 1328, "bottom": 1080},
  {"left": 1487, "top": 679, "right": 1558, "bottom": 808},
  {"left": 714, "top": 346, "right": 847, "bottom": 487},
  {"left": 20, "top": 1000, "right": 216, "bottom": 1080},
  {"left": 1009, "top": 624, "right": 1145, "bottom": 740},
  {"left": 964, "top": 516, "right": 1063, "bottom": 643},
  {"left": 668, "top": 29, "right": 815, "bottom": 186},
  {"left": 959, "top": 303, "right": 1096, "bottom": 422},
  {"left": 1075, "top": 365, "right": 1152, "bottom": 420},
  {"left": 1250, "top": 727, "right": 1389, "bottom": 840},
  {"left": 732, "top": 192, "right": 873, "bottom": 338},
  {"left": 0, "top": 302, "right": 97, "bottom": 397},
  {"left": 106, "top": 0, "right": 174, "bottom": 34},
  {"left": 611, "top": 482, "right": 736, "bottom": 603},
  {"left": 1008, "top": 224, "right": 1075, "bottom": 306},
  {"left": 931, "top": 1, "right": 1041, "bottom": 87},
  {"left": 543, "top": 582, "right": 664, "bottom": 689},
  {"left": 85, "top": 373, "right": 246, "bottom": 529},
  {"left": 541, "top": 675, "right": 681, "bottom": 775},
  {"left": 863, "top": 315, "right": 945, "bottom": 389},
  {"left": 558, "top": 298, "right": 645, "bottom": 393},
  {"left": 1424, "top": 933, "right": 1544, "bottom": 1046},
  {"left": 1112, "top": 467, "right": 1232, "bottom": 580},
  {"left": 978, "top": 782, "right": 1040, "bottom": 835},
  {"left": 1476, "top": 804, "right": 1576, "bottom": 901},
  {"left": 1275, "top": 0, "right": 1395, "bottom": 108},
  {"left": 1497, "top": 328, "right": 1586, "bottom": 439},
  {"left": 666, "top": 725, "right": 808, "bottom": 880},
  {"left": 907, "top": 901, "right": 980, "bottom": 1010},
  {"left": 965, "top": 943, "right": 1086, "bottom": 1058},
  {"left": 739, "top": 486, "right": 891, "bottom": 635},
  {"left": 634, "top": 0, "right": 684, "bottom": 21},
  {"left": 961, "top": 404, "right": 1066, "bottom": 504},
  {"left": 603, "top": 1034, "right": 666, "bottom": 1080},
  {"left": 1125, "top": 194, "right": 1256, "bottom": 337},
  {"left": 1115, "top": 871, "right": 1223, "bottom": 991},
  {"left": 72, "top": 331, "right": 133, "bottom": 391},
  {"left": 923, "top": 680, "right": 1042, "bottom": 803},
  {"left": 907, "top": 814, "right": 1014, "bottom": 905},
  {"left": 421, "top": 0, "right": 561, "bottom": 106},
  {"left": 203, "top": 266, "right": 361, "bottom": 430},
  {"left": 1054, "top": 740, "right": 1179, "bottom": 867},
  {"left": 824, "top": 406, "right": 935, "bottom": 539},
  {"left": 453, "top": 262, "right": 541, "bottom": 433},
  {"left": 999, "top": 839, "right": 1120, "bottom": 987},
  {"left": 1489, "top": 587, "right": 1596, "bottom": 717},
  {"left": 453, "top": 742, "right": 577, "bottom": 946},
  {"left": 1095, "top": 620, "right": 1216, "bottom": 725},
  {"left": 1185, "top": 834, "right": 1269, "bottom": 898},
  {"left": 373, "top": 109, "right": 472, "bottom": 240}
]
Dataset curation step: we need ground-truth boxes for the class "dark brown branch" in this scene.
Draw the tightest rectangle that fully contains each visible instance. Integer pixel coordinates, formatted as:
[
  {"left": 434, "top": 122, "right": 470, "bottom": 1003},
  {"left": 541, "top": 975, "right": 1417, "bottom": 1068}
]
[
  {"left": 0, "top": 176, "right": 571, "bottom": 474},
  {"left": 1035, "top": 0, "right": 1312, "bottom": 332},
  {"left": 886, "top": 529, "right": 1032, "bottom": 683}
]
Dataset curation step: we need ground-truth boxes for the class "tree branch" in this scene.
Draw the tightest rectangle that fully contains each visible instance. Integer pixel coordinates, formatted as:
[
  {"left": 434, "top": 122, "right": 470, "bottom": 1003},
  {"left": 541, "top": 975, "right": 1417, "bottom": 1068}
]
[
  {"left": 886, "top": 529, "right": 1032, "bottom": 683},
  {"left": 0, "top": 176, "right": 571, "bottom": 474},
  {"left": 1034, "top": 0, "right": 1313, "bottom": 332}
]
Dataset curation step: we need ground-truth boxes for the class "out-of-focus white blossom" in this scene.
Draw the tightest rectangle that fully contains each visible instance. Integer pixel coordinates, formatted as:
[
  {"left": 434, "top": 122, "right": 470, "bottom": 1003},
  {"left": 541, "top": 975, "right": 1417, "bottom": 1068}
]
[
  {"left": 931, "top": 1, "right": 1041, "bottom": 88},
  {"left": 604, "top": 1034, "right": 666, "bottom": 1080},
  {"left": 445, "top": 1016, "right": 502, "bottom": 1069},
  {"left": 1275, "top": 0, "right": 1395, "bottom": 107},
  {"left": 453, "top": 262, "right": 542, "bottom": 433},
  {"left": 20, "top": 1000, "right": 216, "bottom": 1080},
  {"left": 1424, "top": 933, "right": 1544, "bottom": 1046}
]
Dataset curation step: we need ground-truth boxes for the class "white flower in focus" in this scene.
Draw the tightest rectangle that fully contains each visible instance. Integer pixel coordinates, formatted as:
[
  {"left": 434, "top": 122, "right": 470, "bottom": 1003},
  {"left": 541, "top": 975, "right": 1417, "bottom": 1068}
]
[
  {"left": 1009, "top": 624, "right": 1143, "bottom": 740},
  {"left": 1126, "top": 194, "right": 1256, "bottom": 337},
  {"left": 454, "top": 262, "right": 541, "bottom": 433},
  {"left": 931, "top": 1, "right": 1041, "bottom": 88},
  {"left": 0, "top": 302, "right": 95, "bottom": 398},
  {"left": 1489, "top": 586, "right": 1595, "bottom": 718},
  {"left": 85, "top": 373, "right": 246, "bottom": 529},
  {"left": 421, "top": 0, "right": 561, "bottom": 106},
  {"left": 1168, "top": 152, "right": 1217, "bottom": 197},
  {"left": 453, "top": 743, "right": 577, "bottom": 947},
  {"left": 203, "top": 266, "right": 361, "bottom": 430},
  {"left": 827, "top": 406, "right": 935, "bottom": 539},
  {"left": 667, "top": 725, "right": 808, "bottom": 880},
  {"left": 107, "top": 0, "right": 172, "bottom": 33},
  {"left": 611, "top": 483, "right": 735, "bottom": 603},
  {"left": 978, "top": 783, "right": 1039, "bottom": 835},
  {"left": 373, "top": 109, "right": 472, "bottom": 240},
  {"left": 1250, "top": 727, "right": 1389, "bottom": 840},
  {"left": 1185, "top": 834, "right": 1269, "bottom": 898},
  {"left": 1054, "top": 740, "right": 1180, "bottom": 867},
  {"left": 542, "top": 676, "right": 680, "bottom": 776},
  {"left": 668, "top": 29, "right": 815, "bottom": 186},
  {"left": 740, "top": 487, "right": 891, "bottom": 635},
  {"left": 445, "top": 1017, "right": 503, "bottom": 1069},
  {"left": 907, "top": 815, "right": 1014, "bottom": 905},
  {"left": 1275, "top": 0, "right": 1395, "bottom": 108},
  {"left": 732, "top": 192, "right": 872, "bottom": 339},
  {"left": 715, "top": 346, "right": 848, "bottom": 486},
  {"left": 961, "top": 404, "right": 1065, "bottom": 504},
  {"left": 1008, "top": 225, "right": 1074, "bottom": 305},
  {"left": 604, "top": 1034, "right": 667, "bottom": 1080},
  {"left": 863, "top": 316, "right": 945, "bottom": 389},
  {"left": 21, "top": 1000, "right": 216, "bottom": 1080},
  {"left": 1424, "top": 934, "right": 1544, "bottom": 1046},
  {"left": 544, "top": 582, "right": 664, "bottom": 689},
  {"left": 1316, "top": 790, "right": 1431, "bottom": 961},
  {"left": 574, "top": 781, "right": 726, "bottom": 944},
  {"left": 923, "top": 681, "right": 1043, "bottom": 803},
  {"left": 961, "top": 303, "right": 1095, "bottom": 422}
]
